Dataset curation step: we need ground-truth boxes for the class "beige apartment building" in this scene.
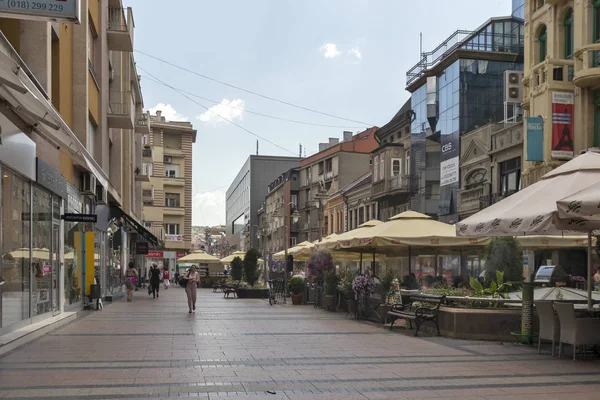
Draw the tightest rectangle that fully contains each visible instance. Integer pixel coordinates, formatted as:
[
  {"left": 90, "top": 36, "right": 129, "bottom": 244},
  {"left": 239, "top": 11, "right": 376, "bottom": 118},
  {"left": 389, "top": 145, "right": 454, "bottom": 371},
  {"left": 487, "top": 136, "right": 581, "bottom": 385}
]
[
  {"left": 140, "top": 111, "right": 197, "bottom": 271},
  {"left": 522, "top": 0, "right": 600, "bottom": 186},
  {"left": 0, "top": 0, "right": 159, "bottom": 338}
]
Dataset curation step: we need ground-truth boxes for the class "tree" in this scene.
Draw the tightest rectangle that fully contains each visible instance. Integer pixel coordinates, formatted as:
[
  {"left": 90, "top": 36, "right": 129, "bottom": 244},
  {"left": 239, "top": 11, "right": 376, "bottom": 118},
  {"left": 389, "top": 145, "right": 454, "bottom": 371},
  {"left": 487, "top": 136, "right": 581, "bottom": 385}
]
[
  {"left": 230, "top": 256, "right": 243, "bottom": 281},
  {"left": 243, "top": 248, "right": 261, "bottom": 286},
  {"left": 484, "top": 237, "right": 522, "bottom": 283}
]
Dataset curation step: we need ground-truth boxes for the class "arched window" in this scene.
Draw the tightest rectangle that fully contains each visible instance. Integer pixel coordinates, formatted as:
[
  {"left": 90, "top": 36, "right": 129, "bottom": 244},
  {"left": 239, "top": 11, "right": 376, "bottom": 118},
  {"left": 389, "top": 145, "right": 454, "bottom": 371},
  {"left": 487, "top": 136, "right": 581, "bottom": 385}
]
[
  {"left": 564, "top": 9, "right": 574, "bottom": 59},
  {"left": 465, "top": 169, "right": 487, "bottom": 189},
  {"left": 539, "top": 25, "right": 547, "bottom": 62}
]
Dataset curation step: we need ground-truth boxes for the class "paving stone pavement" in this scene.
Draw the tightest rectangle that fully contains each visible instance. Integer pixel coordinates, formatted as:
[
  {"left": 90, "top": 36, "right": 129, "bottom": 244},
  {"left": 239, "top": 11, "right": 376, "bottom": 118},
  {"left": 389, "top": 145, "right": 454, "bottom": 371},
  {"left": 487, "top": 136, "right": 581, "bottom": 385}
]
[{"left": 0, "top": 287, "right": 599, "bottom": 399}]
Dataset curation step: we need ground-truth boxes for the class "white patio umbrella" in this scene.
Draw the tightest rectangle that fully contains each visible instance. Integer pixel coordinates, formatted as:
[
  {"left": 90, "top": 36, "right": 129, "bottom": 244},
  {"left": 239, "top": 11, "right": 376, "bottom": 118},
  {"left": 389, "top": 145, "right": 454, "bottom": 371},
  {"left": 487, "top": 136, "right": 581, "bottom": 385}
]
[{"left": 457, "top": 151, "right": 600, "bottom": 310}]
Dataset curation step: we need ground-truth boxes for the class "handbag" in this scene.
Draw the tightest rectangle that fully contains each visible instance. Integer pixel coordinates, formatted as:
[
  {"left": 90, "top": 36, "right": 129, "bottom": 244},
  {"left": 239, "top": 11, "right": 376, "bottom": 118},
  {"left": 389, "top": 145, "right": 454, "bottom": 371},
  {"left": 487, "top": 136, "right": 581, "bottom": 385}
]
[
  {"left": 147, "top": 285, "right": 152, "bottom": 295},
  {"left": 179, "top": 275, "right": 188, "bottom": 288}
]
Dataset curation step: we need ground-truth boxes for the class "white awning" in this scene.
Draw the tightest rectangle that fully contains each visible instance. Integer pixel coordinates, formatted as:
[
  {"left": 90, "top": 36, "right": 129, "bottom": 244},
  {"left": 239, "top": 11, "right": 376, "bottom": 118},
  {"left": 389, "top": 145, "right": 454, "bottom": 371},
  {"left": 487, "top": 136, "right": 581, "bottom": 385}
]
[{"left": 0, "top": 32, "right": 113, "bottom": 197}]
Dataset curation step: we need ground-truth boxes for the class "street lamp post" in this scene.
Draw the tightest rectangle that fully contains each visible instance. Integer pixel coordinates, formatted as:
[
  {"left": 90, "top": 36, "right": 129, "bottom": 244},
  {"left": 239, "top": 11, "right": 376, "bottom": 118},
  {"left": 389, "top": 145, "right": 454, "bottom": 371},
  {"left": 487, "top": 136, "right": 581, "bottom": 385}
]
[{"left": 274, "top": 201, "right": 300, "bottom": 304}]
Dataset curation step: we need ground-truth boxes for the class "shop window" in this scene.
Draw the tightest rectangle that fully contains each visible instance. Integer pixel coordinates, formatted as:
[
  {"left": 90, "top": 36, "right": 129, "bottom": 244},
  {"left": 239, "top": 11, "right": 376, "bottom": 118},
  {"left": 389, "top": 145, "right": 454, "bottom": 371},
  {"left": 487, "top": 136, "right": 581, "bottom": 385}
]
[
  {"left": 1, "top": 169, "right": 31, "bottom": 327},
  {"left": 564, "top": 9, "right": 574, "bottom": 60},
  {"left": 538, "top": 25, "right": 547, "bottom": 63}
]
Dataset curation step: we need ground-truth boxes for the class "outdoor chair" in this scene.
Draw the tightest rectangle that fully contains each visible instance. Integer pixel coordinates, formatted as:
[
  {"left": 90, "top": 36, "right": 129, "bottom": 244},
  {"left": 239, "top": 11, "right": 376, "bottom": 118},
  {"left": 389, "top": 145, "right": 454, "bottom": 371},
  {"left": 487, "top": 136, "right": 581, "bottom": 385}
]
[
  {"left": 535, "top": 301, "right": 560, "bottom": 356},
  {"left": 554, "top": 302, "right": 600, "bottom": 361}
]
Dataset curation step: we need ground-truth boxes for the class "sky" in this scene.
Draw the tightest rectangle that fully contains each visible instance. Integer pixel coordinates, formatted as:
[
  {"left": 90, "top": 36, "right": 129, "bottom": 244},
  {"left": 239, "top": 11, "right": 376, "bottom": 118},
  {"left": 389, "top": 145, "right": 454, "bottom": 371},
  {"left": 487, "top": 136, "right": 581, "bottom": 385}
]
[{"left": 125, "top": 0, "right": 511, "bottom": 227}]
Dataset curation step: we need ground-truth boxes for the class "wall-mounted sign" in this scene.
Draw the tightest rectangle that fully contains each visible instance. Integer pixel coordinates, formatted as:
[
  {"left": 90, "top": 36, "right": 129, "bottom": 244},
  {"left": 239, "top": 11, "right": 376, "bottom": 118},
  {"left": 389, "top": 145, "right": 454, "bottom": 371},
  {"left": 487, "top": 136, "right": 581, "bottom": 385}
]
[
  {"left": 62, "top": 213, "right": 97, "bottom": 223},
  {"left": 551, "top": 92, "right": 574, "bottom": 160},
  {"left": 36, "top": 158, "right": 67, "bottom": 198},
  {"left": 0, "top": 0, "right": 80, "bottom": 23},
  {"left": 135, "top": 242, "right": 149, "bottom": 255},
  {"left": 440, "top": 134, "right": 459, "bottom": 187},
  {"left": 176, "top": 251, "right": 187, "bottom": 258},
  {"left": 166, "top": 234, "right": 183, "bottom": 242},
  {"left": 145, "top": 251, "right": 164, "bottom": 258}
]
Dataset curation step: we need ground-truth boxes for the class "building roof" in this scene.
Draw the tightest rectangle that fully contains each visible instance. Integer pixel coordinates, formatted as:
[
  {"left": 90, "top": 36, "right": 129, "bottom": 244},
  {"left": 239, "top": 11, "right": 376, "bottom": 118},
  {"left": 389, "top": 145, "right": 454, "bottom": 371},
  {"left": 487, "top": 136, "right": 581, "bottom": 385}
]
[
  {"left": 300, "top": 127, "right": 378, "bottom": 167},
  {"left": 376, "top": 98, "right": 412, "bottom": 140},
  {"left": 328, "top": 171, "right": 373, "bottom": 199}
]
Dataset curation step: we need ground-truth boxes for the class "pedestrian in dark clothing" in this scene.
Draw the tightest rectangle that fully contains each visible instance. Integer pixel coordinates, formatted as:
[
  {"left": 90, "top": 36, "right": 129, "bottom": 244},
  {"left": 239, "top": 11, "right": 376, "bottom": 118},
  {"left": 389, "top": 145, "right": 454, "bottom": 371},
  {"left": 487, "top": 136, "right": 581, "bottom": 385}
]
[
  {"left": 149, "top": 264, "right": 161, "bottom": 298},
  {"left": 174, "top": 271, "right": 180, "bottom": 286}
]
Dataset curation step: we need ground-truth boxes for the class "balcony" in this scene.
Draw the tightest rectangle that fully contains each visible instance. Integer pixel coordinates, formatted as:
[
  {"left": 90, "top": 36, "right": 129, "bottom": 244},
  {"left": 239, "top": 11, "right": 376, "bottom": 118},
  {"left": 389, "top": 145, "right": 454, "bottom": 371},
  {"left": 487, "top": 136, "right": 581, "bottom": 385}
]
[
  {"left": 458, "top": 186, "right": 485, "bottom": 217},
  {"left": 135, "top": 169, "right": 150, "bottom": 182},
  {"left": 164, "top": 206, "right": 185, "bottom": 216},
  {"left": 135, "top": 112, "right": 150, "bottom": 134},
  {"left": 372, "top": 175, "right": 410, "bottom": 198},
  {"left": 479, "top": 190, "right": 517, "bottom": 209},
  {"left": 108, "top": 91, "right": 134, "bottom": 129},
  {"left": 163, "top": 176, "right": 185, "bottom": 187},
  {"left": 324, "top": 171, "right": 334, "bottom": 180},
  {"left": 574, "top": 43, "right": 600, "bottom": 88},
  {"left": 107, "top": 7, "right": 134, "bottom": 52}
]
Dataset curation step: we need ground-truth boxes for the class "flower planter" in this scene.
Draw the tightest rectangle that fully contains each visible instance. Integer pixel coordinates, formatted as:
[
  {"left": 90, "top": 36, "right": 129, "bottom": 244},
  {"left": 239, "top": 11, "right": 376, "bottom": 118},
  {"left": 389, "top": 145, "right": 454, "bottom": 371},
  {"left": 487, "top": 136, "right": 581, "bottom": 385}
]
[
  {"left": 291, "top": 293, "right": 303, "bottom": 305},
  {"left": 235, "top": 288, "right": 269, "bottom": 299},
  {"left": 324, "top": 294, "right": 335, "bottom": 311},
  {"left": 347, "top": 300, "right": 357, "bottom": 315}
]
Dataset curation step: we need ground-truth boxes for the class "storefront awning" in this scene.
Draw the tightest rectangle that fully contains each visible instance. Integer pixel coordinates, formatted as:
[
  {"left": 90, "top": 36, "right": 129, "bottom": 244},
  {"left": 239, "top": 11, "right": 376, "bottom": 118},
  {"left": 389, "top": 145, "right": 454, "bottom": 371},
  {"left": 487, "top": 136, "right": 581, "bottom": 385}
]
[
  {"left": 110, "top": 206, "right": 161, "bottom": 248},
  {"left": 0, "top": 32, "right": 119, "bottom": 202}
]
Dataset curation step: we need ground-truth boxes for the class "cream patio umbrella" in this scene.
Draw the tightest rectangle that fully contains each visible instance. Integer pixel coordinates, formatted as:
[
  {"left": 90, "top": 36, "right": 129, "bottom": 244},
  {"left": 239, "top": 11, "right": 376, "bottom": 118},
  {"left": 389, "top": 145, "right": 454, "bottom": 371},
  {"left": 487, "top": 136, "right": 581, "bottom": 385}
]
[
  {"left": 458, "top": 151, "right": 600, "bottom": 310},
  {"left": 272, "top": 241, "right": 314, "bottom": 261},
  {"left": 177, "top": 250, "right": 221, "bottom": 264},
  {"left": 220, "top": 251, "right": 246, "bottom": 264}
]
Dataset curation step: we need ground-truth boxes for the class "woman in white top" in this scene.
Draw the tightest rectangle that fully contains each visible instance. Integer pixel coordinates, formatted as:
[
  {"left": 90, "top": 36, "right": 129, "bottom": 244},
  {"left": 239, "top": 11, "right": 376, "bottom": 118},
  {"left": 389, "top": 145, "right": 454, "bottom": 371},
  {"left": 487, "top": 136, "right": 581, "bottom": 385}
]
[{"left": 184, "top": 265, "right": 200, "bottom": 313}]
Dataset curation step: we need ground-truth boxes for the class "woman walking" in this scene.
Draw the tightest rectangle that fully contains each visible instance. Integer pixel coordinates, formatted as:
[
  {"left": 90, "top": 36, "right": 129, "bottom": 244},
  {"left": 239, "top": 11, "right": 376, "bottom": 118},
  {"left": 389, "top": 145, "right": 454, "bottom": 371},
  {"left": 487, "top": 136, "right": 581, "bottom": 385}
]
[
  {"left": 125, "top": 262, "right": 138, "bottom": 302},
  {"left": 184, "top": 265, "right": 199, "bottom": 313},
  {"left": 149, "top": 264, "right": 161, "bottom": 298},
  {"left": 163, "top": 267, "right": 170, "bottom": 289}
]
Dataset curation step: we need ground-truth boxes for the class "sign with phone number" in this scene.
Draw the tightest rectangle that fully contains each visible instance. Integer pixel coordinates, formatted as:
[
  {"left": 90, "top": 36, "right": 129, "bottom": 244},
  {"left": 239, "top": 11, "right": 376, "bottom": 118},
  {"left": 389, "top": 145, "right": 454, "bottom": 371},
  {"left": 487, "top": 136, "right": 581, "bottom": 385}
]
[{"left": 0, "top": 0, "right": 79, "bottom": 23}]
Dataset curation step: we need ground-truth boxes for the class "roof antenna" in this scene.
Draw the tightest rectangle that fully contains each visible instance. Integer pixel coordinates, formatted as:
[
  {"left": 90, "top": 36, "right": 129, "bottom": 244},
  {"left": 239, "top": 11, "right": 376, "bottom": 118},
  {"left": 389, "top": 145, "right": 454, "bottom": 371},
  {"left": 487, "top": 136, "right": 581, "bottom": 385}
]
[{"left": 256, "top": 140, "right": 259, "bottom": 155}]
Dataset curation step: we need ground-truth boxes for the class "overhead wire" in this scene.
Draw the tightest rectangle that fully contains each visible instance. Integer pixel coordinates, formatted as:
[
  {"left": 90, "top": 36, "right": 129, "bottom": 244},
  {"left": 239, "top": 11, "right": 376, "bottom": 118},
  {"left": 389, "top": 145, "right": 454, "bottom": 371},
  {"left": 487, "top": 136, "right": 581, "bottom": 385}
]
[
  {"left": 135, "top": 49, "right": 375, "bottom": 126},
  {"left": 138, "top": 66, "right": 298, "bottom": 156},
  {"left": 140, "top": 74, "right": 366, "bottom": 130}
]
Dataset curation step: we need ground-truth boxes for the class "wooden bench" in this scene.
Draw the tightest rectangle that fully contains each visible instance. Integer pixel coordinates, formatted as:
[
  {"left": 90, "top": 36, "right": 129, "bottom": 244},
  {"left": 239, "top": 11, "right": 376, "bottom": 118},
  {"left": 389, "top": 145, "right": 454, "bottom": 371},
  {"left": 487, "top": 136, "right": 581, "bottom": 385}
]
[
  {"left": 387, "top": 294, "right": 446, "bottom": 336},
  {"left": 223, "top": 282, "right": 240, "bottom": 298}
]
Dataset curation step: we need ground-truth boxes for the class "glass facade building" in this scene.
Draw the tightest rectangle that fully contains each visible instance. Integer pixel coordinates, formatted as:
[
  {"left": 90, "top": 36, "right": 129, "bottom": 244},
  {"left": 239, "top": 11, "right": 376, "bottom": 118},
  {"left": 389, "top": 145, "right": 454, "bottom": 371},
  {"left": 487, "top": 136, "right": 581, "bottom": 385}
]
[
  {"left": 512, "top": 0, "right": 525, "bottom": 19},
  {"left": 408, "top": 17, "right": 524, "bottom": 222}
]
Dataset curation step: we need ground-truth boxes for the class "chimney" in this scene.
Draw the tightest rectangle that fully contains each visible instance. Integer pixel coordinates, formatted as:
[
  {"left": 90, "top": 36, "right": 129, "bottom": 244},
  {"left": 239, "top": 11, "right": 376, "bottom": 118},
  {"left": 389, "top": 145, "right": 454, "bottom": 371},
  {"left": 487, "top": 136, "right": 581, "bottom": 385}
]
[
  {"left": 319, "top": 143, "right": 328, "bottom": 152},
  {"left": 156, "top": 110, "right": 162, "bottom": 120},
  {"left": 343, "top": 131, "right": 353, "bottom": 142},
  {"left": 328, "top": 138, "right": 339, "bottom": 146}
]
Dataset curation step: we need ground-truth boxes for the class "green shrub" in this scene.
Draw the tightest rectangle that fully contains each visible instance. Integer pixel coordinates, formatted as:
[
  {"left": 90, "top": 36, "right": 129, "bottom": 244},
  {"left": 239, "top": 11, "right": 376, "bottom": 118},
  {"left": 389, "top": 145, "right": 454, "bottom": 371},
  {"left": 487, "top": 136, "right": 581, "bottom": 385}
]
[
  {"left": 230, "top": 256, "right": 243, "bottom": 281},
  {"left": 243, "top": 248, "right": 261, "bottom": 286},
  {"left": 484, "top": 237, "right": 522, "bottom": 283},
  {"left": 325, "top": 272, "right": 339, "bottom": 295},
  {"left": 380, "top": 268, "right": 396, "bottom": 303},
  {"left": 288, "top": 276, "right": 306, "bottom": 295}
]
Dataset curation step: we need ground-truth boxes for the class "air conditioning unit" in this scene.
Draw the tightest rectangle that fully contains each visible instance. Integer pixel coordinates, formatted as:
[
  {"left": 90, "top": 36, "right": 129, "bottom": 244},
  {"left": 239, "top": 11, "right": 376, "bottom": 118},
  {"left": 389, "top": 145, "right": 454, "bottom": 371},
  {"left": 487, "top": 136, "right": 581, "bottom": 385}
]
[
  {"left": 81, "top": 172, "right": 97, "bottom": 196},
  {"left": 164, "top": 156, "right": 173, "bottom": 164},
  {"left": 96, "top": 185, "right": 108, "bottom": 204},
  {"left": 504, "top": 70, "right": 524, "bottom": 103}
]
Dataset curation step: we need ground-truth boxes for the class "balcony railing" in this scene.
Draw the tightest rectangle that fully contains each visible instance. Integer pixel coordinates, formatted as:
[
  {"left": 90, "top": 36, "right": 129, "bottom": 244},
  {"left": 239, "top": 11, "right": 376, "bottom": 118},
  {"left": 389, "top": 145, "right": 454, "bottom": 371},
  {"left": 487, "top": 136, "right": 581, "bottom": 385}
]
[
  {"left": 108, "top": 90, "right": 134, "bottom": 129},
  {"left": 573, "top": 43, "right": 600, "bottom": 88},
  {"left": 135, "top": 112, "right": 150, "bottom": 134},
  {"left": 372, "top": 174, "right": 410, "bottom": 197},
  {"left": 458, "top": 186, "right": 485, "bottom": 216},
  {"left": 479, "top": 190, "right": 518, "bottom": 209},
  {"left": 107, "top": 7, "right": 134, "bottom": 52},
  {"left": 325, "top": 171, "right": 334, "bottom": 180}
]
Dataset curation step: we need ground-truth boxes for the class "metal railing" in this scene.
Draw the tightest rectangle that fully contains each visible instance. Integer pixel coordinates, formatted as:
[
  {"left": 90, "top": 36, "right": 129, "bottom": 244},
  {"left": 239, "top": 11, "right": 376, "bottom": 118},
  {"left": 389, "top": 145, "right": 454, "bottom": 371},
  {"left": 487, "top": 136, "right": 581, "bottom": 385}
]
[
  {"left": 108, "top": 91, "right": 132, "bottom": 115},
  {"left": 479, "top": 190, "right": 517, "bottom": 209}
]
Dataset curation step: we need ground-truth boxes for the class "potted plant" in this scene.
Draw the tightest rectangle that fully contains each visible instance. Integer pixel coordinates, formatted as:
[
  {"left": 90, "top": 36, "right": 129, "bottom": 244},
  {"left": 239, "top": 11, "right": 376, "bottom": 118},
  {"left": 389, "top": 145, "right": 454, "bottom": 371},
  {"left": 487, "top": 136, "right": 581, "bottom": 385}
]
[
  {"left": 378, "top": 268, "right": 396, "bottom": 321},
  {"left": 340, "top": 272, "right": 357, "bottom": 314},
  {"left": 324, "top": 272, "right": 339, "bottom": 311},
  {"left": 288, "top": 276, "right": 306, "bottom": 305},
  {"left": 352, "top": 274, "right": 376, "bottom": 318},
  {"left": 306, "top": 251, "right": 334, "bottom": 307}
]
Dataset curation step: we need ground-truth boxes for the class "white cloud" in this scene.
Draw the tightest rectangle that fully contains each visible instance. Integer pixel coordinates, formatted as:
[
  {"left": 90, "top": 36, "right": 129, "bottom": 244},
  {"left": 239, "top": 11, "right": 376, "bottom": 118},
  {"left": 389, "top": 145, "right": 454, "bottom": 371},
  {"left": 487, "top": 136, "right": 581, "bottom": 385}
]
[
  {"left": 319, "top": 43, "right": 342, "bottom": 59},
  {"left": 197, "top": 98, "right": 245, "bottom": 126},
  {"left": 193, "top": 189, "right": 226, "bottom": 227},
  {"left": 148, "top": 103, "right": 188, "bottom": 121},
  {"left": 349, "top": 47, "right": 362, "bottom": 61}
]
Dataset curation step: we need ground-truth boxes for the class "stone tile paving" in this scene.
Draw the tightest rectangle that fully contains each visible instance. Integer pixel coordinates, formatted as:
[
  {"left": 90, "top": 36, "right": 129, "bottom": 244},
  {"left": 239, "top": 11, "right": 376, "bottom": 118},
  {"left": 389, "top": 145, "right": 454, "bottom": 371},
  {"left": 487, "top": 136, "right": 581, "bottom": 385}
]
[{"left": 0, "top": 288, "right": 599, "bottom": 399}]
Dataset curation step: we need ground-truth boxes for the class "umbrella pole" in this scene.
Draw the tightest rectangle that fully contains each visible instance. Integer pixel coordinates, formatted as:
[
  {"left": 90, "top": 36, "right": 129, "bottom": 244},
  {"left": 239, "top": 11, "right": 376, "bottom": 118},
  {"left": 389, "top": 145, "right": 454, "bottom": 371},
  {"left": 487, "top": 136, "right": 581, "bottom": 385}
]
[
  {"left": 588, "top": 231, "right": 593, "bottom": 311},
  {"left": 372, "top": 250, "right": 376, "bottom": 276},
  {"left": 408, "top": 246, "right": 412, "bottom": 275},
  {"left": 359, "top": 252, "right": 363, "bottom": 274}
]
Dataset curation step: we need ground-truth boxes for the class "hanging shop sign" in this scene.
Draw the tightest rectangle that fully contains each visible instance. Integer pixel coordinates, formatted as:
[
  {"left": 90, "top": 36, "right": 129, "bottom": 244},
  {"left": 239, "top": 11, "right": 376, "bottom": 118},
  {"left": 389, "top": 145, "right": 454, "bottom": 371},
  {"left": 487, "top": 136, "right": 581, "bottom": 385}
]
[
  {"left": 551, "top": 92, "right": 574, "bottom": 160},
  {"left": 0, "top": 0, "right": 80, "bottom": 23},
  {"left": 135, "top": 242, "right": 149, "bottom": 255},
  {"left": 166, "top": 234, "right": 183, "bottom": 242},
  {"left": 145, "top": 251, "right": 164, "bottom": 258},
  {"left": 176, "top": 251, "right": 187, "bottom": 258}
]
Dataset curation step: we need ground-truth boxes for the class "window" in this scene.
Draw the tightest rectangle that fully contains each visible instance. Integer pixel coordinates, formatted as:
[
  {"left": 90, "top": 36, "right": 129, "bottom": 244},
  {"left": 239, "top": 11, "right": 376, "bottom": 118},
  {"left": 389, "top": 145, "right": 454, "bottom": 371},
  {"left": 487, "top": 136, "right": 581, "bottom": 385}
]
[
  {"left": 380, "top": 152, "right": 385, "bottom": 181},
  {"left": 325, "top": 158, "right": 333, "bottom": 172},
  {"left": 142, "top": 148, "right": 152, "bottom": 158},
  {"left": 144, "top": 222, "right": 152, "bottom": 229},
  {"left": 165, "top": 224, "right": 180, "bottom": 235},
  {"left": 290, "top": 194, "right": 298, "bottom": 207},
  {"left": 406, "top": 153, "right": 410, "bottom": 175},
  {"left": 165, "top": 193, "right": 180, "bottom": 207},
  {"left": 373, "top": 155, "right": 379, "bottom": 181},
  {"left": 539, "top": 25, "right": 547, "bottom": 62},
  {"left": 499, "top": 157, "right": 521, "bottom": 195},
  {"left": 87, "top": 22, "right": 97, "bottom": 75},
  {"left": 142, "top": 189, "right": 152, "bottom": 197},
  {"left": 290, "top": 237, "right": 297, "bottom": 247},
  {"left": 87, "top": 118, "right": 96, "bottom": 158},
  {"left": 564, "top": 9, "right": 574, "bottom": 59},
  {"left": 358, "top": 207, "right": 365, "bottom": 225},
  {"left": 142, "top": 162, "right": 153, "bottom": 176},
  {"left": 143, "top": 200, "right": 153, "bottom": 206},
  {"left": 391, "top": 158, "right": 402, "bottom": 176},
  {"left": 164, "top": 164, "right": 180, "bottom": 178}
]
